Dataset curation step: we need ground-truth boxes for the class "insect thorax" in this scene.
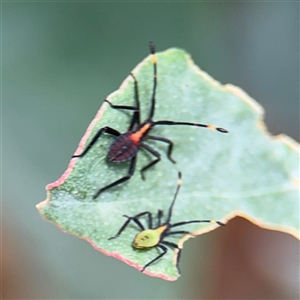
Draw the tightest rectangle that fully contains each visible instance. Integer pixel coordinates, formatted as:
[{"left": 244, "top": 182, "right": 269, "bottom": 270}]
[{"left": 108, "top": 121, "right": 153, "bottom": 163}]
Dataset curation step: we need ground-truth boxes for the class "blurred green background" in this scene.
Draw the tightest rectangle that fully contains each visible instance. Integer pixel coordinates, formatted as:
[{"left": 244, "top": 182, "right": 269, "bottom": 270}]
[{"left": 2, "top": 2, "right": 299, "bottom": 299}]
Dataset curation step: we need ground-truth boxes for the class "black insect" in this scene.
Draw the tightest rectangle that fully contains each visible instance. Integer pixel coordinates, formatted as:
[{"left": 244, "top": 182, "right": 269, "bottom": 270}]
[
  {"left": 72, "top": 42, "right": 228, "bottom": 199},
  {"left": 108, "top": 172, "right": 225, "bottom": 273}
]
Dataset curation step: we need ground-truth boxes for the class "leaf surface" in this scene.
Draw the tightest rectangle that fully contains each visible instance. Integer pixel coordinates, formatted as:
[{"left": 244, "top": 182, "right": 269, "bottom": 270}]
[{"left": 37, "top": 47, "right": 299, "bottom": 281}]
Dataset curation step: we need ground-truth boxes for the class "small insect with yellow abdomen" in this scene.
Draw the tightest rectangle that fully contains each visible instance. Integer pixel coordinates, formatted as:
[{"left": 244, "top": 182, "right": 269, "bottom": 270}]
[{"left": 108, "top": 172, "right": 225, "bottom": 273}]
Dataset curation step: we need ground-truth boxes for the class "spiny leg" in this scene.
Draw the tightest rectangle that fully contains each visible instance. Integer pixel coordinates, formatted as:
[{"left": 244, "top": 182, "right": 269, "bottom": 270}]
[
  {"left": 154, "top": 120, "right": 228, "bottom": 133},
  {"left": 141, "top": 244, "right": 167, "bottom": 272},
  {"left": 93, "top": 155, "right": 137, "bottom": 199},
  {"left": 146, "top": 135, "right": 176, "bottom": 163},
  {"left": 139, "top": 143, "right": 161, "bottom": 180},
  {"left": 72, "top": 126, "right": 120, "bottom": 158},
  {"left": 148, "top": 41, "right": 157, "bottom": 120}
]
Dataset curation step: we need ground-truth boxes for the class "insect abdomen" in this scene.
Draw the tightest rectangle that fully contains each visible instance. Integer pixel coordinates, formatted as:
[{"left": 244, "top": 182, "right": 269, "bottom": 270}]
[{"left": 108, "top": 133, "right": 139, "bottom": 162}]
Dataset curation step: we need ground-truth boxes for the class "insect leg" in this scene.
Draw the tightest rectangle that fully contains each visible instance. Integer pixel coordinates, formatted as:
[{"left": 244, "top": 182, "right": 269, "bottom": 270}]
[
  {"left": 160, "top": 240, "right": 182, "bottom": 274},
  {"left": 108, "top": 217, "right": 135, "bottom": 240},
  {"left": 108, "top": 211, "right": 153, "bottom": 240},
  {"left": 104, "top": 100, "right": 137, "bottom": 111},
  {"left": 165, "top": 230, "right": 194, "bottom": 236},
  {"left": 154, "top": 120, "right": 228, "bottom": 133},
  {"left": 146, "top": 135, "right": 176, "bottom": 163},
  {"left": 170, "top": 220, "right": 226, "bottom": 228},
  {"left": 125, "top": 211, "right": 153, "bottom": 229},
  {"left": 139, "top": 143, "right": 161, "bottom": 180},
  {"left": 93, "top": 155, "right": 137, "bottom": 199},
  {"left": 141, "top": 244, "right": 168, "bottom": 272},
  {"left": 72, "top": 126, "right": 120, "bottom": 158},
  {"left": 105, "top": 99, "right": 140, "bottom": 130},
  {"left": 105, "top": 73, "right": 141, "bottom": 129}
]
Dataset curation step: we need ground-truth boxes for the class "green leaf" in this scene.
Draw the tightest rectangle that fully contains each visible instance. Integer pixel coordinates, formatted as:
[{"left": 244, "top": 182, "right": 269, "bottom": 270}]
[{"left": 37, "top": 47, "right": 299, "bottom": 281}]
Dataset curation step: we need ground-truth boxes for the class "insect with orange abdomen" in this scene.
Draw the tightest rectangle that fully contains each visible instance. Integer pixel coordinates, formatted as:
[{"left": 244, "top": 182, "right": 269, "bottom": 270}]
[{"left": 72, "top": 42, "right": 228, "bottom": 199}]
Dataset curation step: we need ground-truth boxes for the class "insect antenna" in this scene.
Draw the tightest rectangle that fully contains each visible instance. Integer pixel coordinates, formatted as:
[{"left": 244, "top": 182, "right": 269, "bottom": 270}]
[
  {"left": 166, "top": 171, "right": 182, "bottom": 224},
  {"left": 130, "top": 73, "right": 141, "bottom": 125},
  {"left": 148, "top": 41, "right": 157, "bottom": 120},
  {"left": 154, "top": 120, "right": 228, "bottom": 133}
]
